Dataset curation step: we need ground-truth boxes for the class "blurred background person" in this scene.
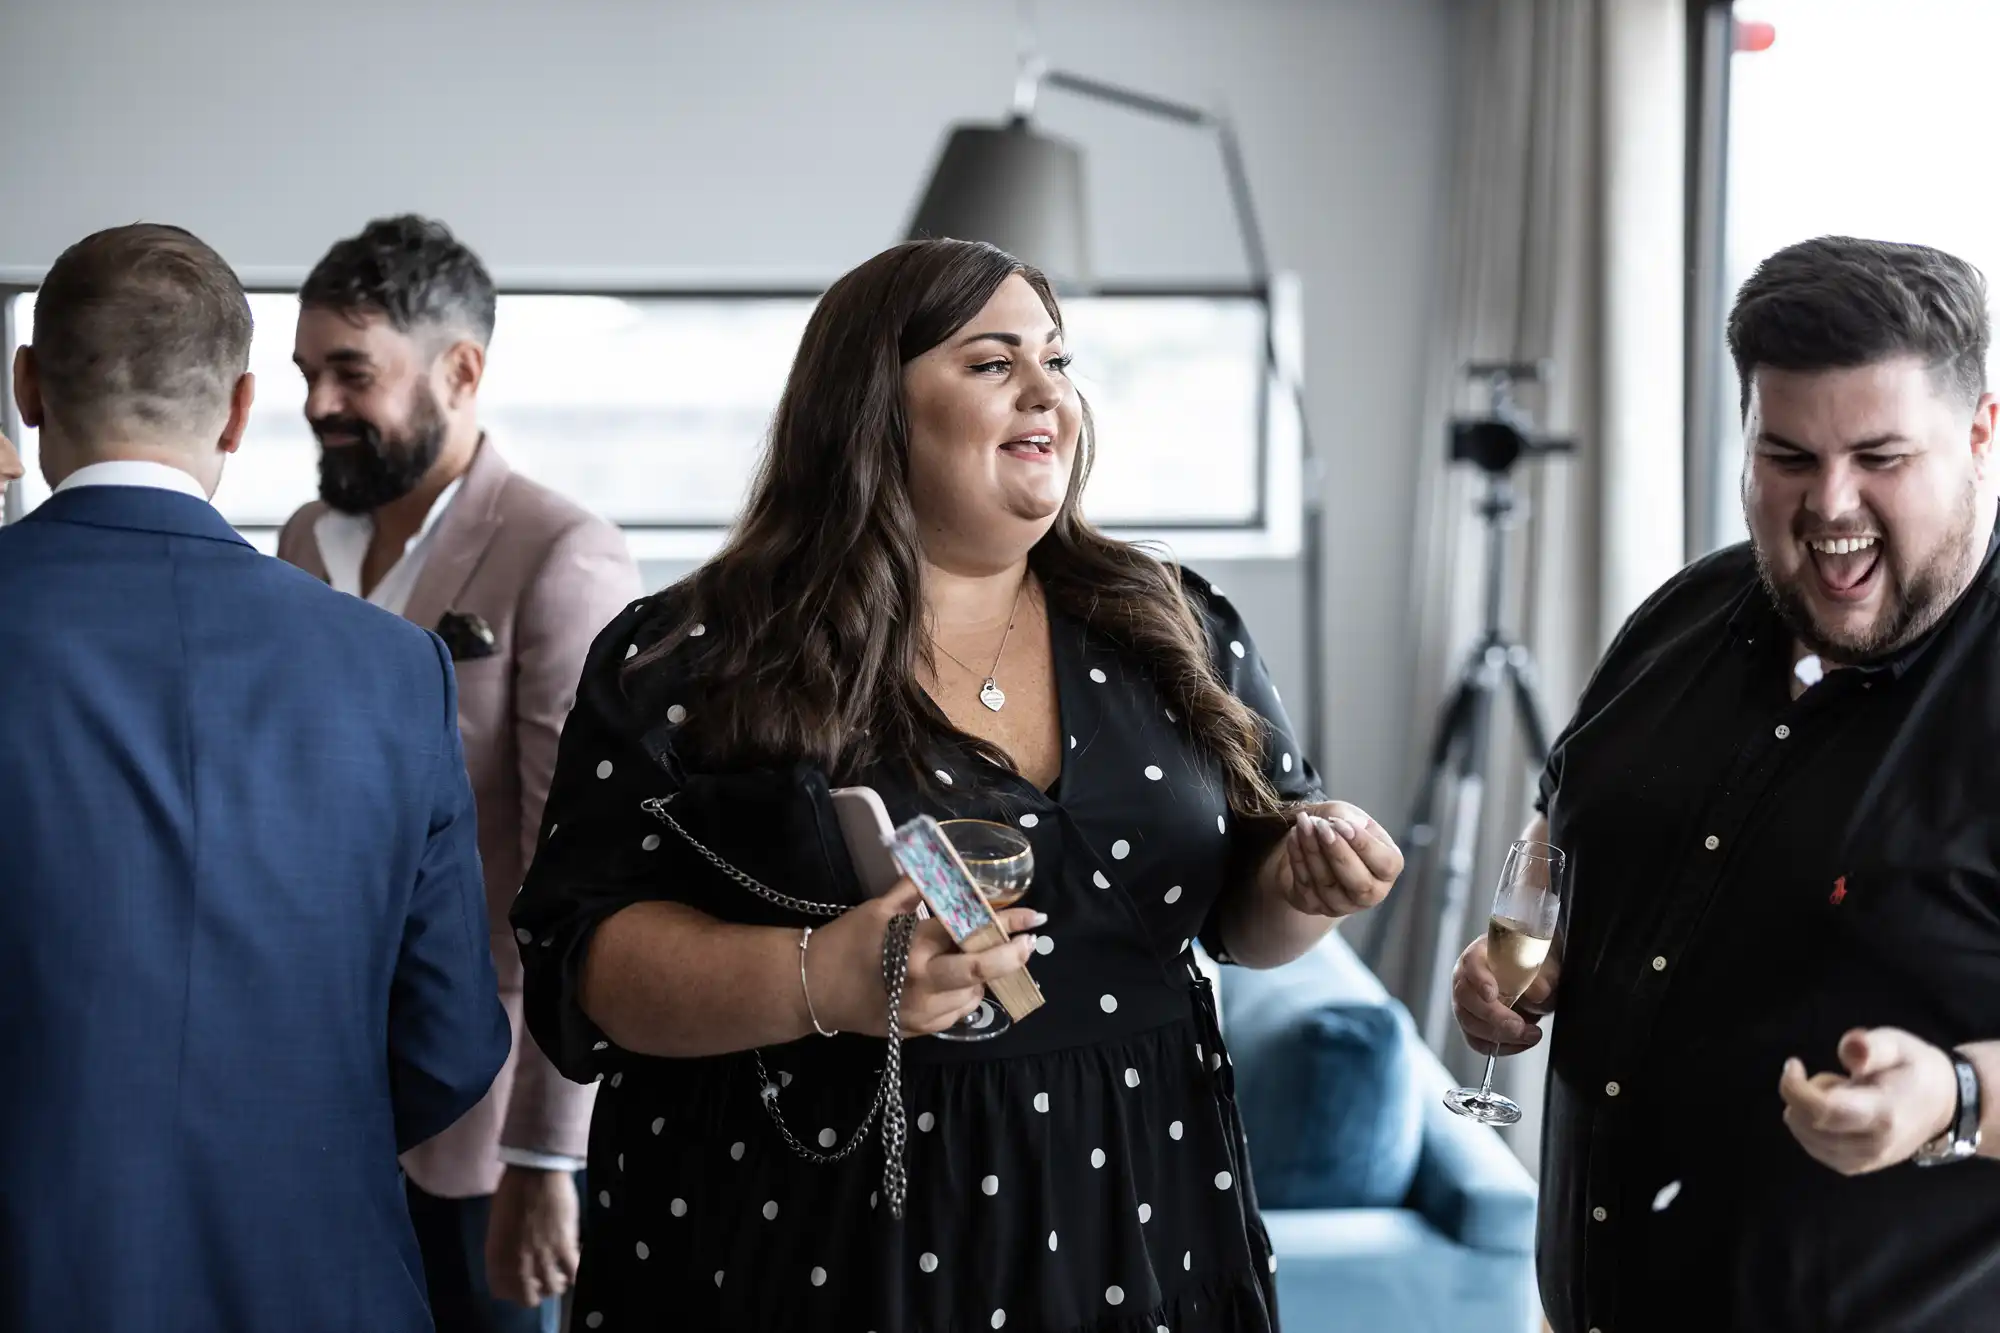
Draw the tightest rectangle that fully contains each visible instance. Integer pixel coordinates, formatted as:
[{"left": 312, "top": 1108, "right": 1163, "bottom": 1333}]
[
  {"left": 279, "top": 215, "right": 642, "bottom": 1332},
  {"left": 0, "top": 429, "right": 21, "bottom": 512},
  {"left": 0, "top": 223, "right": 507, "bottom": 1332},
  {"left": 511, "top": 238, "right": 1401, "bottom": 1330}
]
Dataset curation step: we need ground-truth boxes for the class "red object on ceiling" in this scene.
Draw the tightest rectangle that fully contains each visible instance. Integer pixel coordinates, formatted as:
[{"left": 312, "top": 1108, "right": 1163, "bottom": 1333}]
[{"left": 1735, "top": 19, "right": 1778, "bottom": 53}]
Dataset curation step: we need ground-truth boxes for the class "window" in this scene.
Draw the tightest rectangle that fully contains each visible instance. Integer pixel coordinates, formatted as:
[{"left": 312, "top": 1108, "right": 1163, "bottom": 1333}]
[
  {"left": 1710, "top": 0, "right": 2000, "bottom": 548},
  {"left": 2, "top": 285, "right": 1298, "bottom": 560}
]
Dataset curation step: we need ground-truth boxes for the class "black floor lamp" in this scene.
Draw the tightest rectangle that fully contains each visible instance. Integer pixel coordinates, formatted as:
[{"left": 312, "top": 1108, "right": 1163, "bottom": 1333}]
[{"left": 903, "top": 58, "right": 1329, "bottom": 765}]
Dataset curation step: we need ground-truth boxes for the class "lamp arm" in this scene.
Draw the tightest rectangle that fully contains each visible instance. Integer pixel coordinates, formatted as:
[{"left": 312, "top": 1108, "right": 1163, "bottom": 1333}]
[
  {"left": 1039, "top": 67, "right": 1213, "bottom": 128},
  {"left": 1030, "top": 63, "right": 1326, "bottom": 765}
]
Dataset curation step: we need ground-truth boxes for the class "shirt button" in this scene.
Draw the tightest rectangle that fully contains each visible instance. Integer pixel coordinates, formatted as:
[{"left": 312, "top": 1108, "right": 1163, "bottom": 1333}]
[
  {"left": 1605, "top": 1080, "right": 1621, "bottom": 1097},
  {"left": 1774, "top": 723, "right": 1791, "bottom": 739},
  {"left": 1651, "top": 956, "right": 1667, "bottom": 972},
  {"left": 1593, "top": 1206, "right": 1608, "bottom": 1222},
  {"left": 1703, "top": 834, "right": 1720, "bottom": 851}
]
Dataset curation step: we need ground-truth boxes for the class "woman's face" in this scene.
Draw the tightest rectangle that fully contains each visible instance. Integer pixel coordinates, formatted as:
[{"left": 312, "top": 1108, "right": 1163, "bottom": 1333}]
[{"left": 902, "top": 274, "right": 1083, "bottom": 571}]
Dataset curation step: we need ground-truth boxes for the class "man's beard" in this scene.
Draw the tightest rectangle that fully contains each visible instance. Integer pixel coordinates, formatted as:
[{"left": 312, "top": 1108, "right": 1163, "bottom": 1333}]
[
  {"left": 314, "top": 392, "right": 446, "bottom": 515},
  {"left": 1751, "top": 479, "right": 1982, "bottom": 665}
]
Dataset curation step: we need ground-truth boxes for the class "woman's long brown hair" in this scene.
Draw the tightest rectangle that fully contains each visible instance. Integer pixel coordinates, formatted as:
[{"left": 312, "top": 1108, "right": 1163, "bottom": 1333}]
[{"left": 627, "top": 239, "right": 1284, "bottom": 816}]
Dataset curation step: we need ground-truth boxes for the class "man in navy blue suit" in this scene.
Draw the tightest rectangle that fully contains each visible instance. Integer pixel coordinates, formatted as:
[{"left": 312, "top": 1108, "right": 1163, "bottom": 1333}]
[{"left": 0, "top": 224, "right": 511, "bottom": 1331}]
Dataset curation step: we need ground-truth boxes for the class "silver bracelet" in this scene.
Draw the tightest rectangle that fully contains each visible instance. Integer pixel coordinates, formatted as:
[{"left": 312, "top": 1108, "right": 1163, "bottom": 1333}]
[{"left": 798, "top": 926, "right": 838, "bottom": 1037}]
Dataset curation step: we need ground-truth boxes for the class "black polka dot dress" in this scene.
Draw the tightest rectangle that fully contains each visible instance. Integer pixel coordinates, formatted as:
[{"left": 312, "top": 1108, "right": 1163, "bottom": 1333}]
[{"left": 513, "top": 571, "right": 1324, "bottom": 1332}]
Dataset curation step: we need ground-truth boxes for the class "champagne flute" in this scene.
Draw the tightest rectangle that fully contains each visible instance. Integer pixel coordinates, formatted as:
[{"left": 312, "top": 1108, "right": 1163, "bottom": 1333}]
[
  {"left": 933, "top": 819, "right": 1035, "bottom": 1042},
  {"left": 1444, "top": 839, "right": 1565, "bottom": 1125}
]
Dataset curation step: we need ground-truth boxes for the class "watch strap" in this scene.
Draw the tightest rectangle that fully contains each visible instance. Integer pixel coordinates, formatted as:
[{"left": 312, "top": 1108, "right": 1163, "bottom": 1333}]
[{"left": 1914, "top": 1048, "right": 1982, "bottom": 1166}]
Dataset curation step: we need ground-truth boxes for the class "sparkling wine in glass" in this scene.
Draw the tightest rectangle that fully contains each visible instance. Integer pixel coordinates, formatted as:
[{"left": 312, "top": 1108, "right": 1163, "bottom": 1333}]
[
  {"left": 1444, "top": 839, "right": 1565, "bottom": 1126},
  {"left": 933, "top": 819, "right": 1034, "bottom": 1042}
]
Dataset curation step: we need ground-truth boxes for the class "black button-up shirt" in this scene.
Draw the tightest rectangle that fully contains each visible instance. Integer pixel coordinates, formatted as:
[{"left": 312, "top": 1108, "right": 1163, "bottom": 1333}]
[{"left": 1537, "top": 529, "right": 2000, "bottom": 1333}]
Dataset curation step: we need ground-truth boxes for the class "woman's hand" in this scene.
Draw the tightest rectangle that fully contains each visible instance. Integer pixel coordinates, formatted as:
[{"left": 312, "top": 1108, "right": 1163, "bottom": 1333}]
[
  {"left": 807, "top": 882, "right": 1043, "bottom": 1037},
  {"left": 1269, "top": 801, "right": 1402, "bottom": 920}
]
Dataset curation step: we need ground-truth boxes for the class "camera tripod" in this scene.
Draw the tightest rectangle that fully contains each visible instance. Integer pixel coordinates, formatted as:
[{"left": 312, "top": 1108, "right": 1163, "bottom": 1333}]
[{"left": 1363, "top": 362, "right": 1567, "bottom": 1052}]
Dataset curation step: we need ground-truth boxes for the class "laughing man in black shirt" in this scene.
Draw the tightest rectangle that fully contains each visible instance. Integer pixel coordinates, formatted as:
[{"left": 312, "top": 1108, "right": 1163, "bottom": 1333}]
[{"left": 1453, "top": 236, "right": 2000, "bottom": 1332}]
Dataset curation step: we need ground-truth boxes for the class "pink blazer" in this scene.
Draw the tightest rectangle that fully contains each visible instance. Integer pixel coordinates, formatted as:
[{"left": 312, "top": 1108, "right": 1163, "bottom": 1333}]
[{"left": 279, "top": 439, "right": 642, "bottom": 1197}]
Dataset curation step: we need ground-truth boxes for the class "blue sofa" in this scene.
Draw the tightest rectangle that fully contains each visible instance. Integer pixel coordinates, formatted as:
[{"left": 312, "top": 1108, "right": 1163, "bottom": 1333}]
[{"left": 1215, "top": 932, "right": 1540, "bottom": 1332}]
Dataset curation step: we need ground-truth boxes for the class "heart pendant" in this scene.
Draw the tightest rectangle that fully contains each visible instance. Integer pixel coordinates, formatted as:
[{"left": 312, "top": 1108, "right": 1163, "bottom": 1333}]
[{"left": 978, "top": 678, "right": 1007, "bottom": 712}]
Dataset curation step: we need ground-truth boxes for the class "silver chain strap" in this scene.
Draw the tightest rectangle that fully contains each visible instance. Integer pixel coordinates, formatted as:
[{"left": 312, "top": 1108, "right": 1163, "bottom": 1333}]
[
  {"left": 640, "top": 793, "right": 912, "bottom": 1218},
  {"left": 641, "top": 796, "right": 845, "bottom": 918}
]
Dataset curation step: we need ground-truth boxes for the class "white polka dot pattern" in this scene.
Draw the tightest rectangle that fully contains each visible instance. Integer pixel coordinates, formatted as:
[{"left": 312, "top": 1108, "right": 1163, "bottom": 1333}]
[
  {"left": 919, "top": 1253, "right": 939, "bottom": 1273},
  {"left": 595, "top": 760, "right": 613, "bottom": 780},
  {"left": 981, "top": 1175, "right": 999, "bottom": 1195},
  {"left": 1019, "top": 813, "right": 1039, "bottom": 828},
  {"left": 670, "top": 1197, "right": 686, "bottom": 1217},
  {"left": 762, "top": 1200, "right": 779, "bottom": 1220},
  {"left": 1144, "top": 765, "right": 1163, "bottom": 781},
  {"left": 1089, "top": 668, "right": 1108, "bottom": 683},
  {"left": 1106, "top": 1286, "right": 1125, "bottom": 1306},
  {"left": 1090, "top": 1148, "right": 1106, "bottom": 1169}
]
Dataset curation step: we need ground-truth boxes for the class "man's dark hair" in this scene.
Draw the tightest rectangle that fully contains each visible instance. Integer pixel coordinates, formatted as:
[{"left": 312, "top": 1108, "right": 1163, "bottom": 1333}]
[
  {"left": 1727, "top": 235, "right": 1990, "bottom": 416},
  {"left": 299, "top": 215, "right": 496, "bottom": 346},
  {"left": 32, "top": 223, "right": 252, "bottom": 439}
]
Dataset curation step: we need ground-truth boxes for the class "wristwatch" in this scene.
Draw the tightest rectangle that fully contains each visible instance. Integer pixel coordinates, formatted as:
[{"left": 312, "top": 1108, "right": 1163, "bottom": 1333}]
[{"left": 1913, "top": 1047, "right": 1983, "bottom": 1167}]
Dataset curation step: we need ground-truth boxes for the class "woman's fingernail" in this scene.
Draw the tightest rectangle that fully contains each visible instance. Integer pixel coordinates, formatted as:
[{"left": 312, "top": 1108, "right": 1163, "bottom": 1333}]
[
  {"left": 1021, "top": 934, "right": 1040, "bottom": 952},
  {"left": 1029, "top": 911, "right": 1050, "bottom": 928},
  {"left": 1329, "top": 818, "right": 1357, "bottom": 840}
]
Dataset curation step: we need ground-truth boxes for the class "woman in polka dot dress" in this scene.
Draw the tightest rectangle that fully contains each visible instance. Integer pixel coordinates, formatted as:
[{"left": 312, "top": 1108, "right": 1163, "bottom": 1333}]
[{"left": 511, "top": 239, "right": 1402, "bottom": 1332}]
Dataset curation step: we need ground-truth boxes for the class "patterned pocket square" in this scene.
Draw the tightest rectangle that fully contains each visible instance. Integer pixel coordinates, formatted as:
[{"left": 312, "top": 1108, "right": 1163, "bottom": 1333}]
[{"left": 436, "top": 609, "right": 497, "bottom": 661}]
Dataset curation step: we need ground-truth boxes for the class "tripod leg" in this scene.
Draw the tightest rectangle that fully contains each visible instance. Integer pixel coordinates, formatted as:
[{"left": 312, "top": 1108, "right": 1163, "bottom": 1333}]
[
  {"left": 1418, "top": 659, "right": 1498, "bottom": 1052},
  {"left": 1359, "top": 673, "right": 1476, "bottom": 972},
  {"left": 1504, "top": 650, "right": 1555, "bottom": 764}
]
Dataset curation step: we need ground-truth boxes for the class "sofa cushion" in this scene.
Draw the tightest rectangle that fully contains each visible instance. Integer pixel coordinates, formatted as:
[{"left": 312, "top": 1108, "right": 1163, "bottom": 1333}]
[{"left": 1233, "top": 996, "right": 1424, "bottom": 1209}]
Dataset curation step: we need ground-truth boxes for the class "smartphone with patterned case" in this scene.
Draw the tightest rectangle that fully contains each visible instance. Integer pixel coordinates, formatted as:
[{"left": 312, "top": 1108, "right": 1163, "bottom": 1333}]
[{"left": 888, "top": 814, "right": 1045, "bottom": 1021}]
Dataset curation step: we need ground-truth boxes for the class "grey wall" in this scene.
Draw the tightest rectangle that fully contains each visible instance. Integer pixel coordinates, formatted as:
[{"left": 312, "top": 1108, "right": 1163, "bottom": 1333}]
[{"left": 0, "top": 0, "right": 1456, "bottom": 817}]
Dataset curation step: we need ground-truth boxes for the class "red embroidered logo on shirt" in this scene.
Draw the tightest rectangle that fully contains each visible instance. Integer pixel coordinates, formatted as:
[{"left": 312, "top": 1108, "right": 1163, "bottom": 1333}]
[{"left": 1830, "top": 876, "right": 1848, "bottom": 906}]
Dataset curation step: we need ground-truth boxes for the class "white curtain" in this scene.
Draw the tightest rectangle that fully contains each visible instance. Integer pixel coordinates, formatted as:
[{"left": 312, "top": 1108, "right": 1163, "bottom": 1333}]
[{"left": 1358, "top": 0, "right": 1688, "bottom": 1173}]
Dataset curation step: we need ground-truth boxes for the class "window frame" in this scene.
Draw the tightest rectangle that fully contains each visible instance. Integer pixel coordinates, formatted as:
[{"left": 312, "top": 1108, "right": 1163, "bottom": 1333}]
[{"left": 0, "top": 277, "right": 1305, "bottom": 563}]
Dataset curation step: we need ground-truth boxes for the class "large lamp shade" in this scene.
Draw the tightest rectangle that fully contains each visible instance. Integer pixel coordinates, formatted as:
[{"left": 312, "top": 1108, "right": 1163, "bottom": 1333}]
[{"left": 904, "top": 118, "right": 1091, "bottom": 289}]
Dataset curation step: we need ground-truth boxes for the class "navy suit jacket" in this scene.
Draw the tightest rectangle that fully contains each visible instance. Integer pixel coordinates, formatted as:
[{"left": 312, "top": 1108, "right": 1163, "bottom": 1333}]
[{"left": 0, "top": 485, "right": 511, "bottom": 1332}]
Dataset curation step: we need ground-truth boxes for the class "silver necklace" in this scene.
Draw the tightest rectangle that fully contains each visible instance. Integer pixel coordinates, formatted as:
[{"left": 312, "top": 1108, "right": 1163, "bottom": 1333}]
[{"left": 931, "top": 576, "right": 1029, "bottom": 712}]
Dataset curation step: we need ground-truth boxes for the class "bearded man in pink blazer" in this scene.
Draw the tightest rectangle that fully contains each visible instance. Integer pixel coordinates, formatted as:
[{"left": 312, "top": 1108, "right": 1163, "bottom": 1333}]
[{"left": 278, "top": 215, "right": 641, "bottom": 1333}]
